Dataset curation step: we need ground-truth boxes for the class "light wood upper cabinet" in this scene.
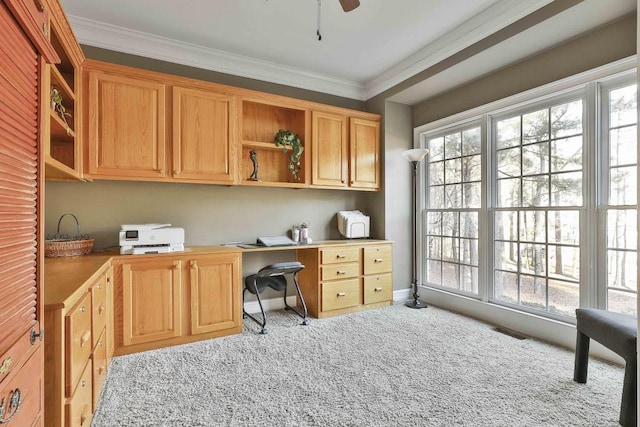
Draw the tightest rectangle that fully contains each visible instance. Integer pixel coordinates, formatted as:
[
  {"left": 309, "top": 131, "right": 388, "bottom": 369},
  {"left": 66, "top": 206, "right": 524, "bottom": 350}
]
[
  {"left": 189, "top": 254, "right": 241, "bottom": 335},
  {"left": 121, "top": 259, "right": 181, "bottom": 346},
  {"left": 349, "top": 117, "right": 380, "bottom": 190},
  {"left": 312, "top": 111, "right": 380, "bottom": 191},
  {"left": 312, "top": 111, "right": 348, "bottom": 187},
  {"left": 86, "top": 68, "right": 167, "bottom": 179},
  {"left": 172, "top": 86, "right": 237, "bottom": 183}
]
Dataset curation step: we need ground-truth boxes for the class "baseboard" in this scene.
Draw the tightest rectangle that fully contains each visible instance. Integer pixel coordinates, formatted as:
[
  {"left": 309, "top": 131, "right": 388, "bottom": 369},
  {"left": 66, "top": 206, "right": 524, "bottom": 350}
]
[{"left": 393, "top": 288, "right": 411, "bottom": 303}]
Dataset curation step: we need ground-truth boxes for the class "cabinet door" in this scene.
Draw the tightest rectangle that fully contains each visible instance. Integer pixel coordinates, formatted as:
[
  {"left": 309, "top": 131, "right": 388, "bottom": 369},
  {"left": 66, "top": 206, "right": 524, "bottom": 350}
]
[
  {"left": 349, "top": 118, "right": 380, "bottom": 190},
  {"left": 122, "top": 259, "right": 182, "bottom": 346},
  {"left": 173, "top": 86, "right": 237, "bottom": 183},
  {"left": 87, "top": 70, "right": 166, "bottom": 179},
  {"left": 189, "top": 254, "right": 241, "bottom": 335},
  {"left": 312, "top": 111, "right": 348, "bottom": 187}
]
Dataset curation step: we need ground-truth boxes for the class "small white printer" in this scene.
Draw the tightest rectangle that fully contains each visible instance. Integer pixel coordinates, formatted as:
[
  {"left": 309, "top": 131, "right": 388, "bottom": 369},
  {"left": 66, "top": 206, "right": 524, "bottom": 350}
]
[
  {"left": 337, "top": 210, "right": 370, "bottom": 239},
  {"left": 119, "top": 223, "right": 185, "bottom": 255}
]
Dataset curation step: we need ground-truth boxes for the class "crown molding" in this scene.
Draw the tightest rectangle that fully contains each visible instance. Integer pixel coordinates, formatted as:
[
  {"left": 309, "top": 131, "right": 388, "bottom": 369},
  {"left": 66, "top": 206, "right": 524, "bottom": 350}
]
[
  {"left": 67, "top": 15, "right": 367, "bottom": 100},
  {"left": 363, "top": 0, "right": 554, "bottom": 100},
  {"left": 68, "top": 0, "right": 553, "bottom": 102}
]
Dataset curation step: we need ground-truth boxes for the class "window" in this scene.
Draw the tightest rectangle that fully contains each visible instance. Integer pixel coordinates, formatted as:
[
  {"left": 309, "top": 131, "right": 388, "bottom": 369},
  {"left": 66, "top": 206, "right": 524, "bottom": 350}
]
[
  {"left": 493, "top": 98, "right": 583, "bottom": 316},
  {"left": 602, "top": 82, "right": 638, "bottom": 314},
  {"left": 425, "top": 124, "right": 481, "bottom": 295},
  {"left": 417, "top": 64, "right": 637, "bottom": 320}
]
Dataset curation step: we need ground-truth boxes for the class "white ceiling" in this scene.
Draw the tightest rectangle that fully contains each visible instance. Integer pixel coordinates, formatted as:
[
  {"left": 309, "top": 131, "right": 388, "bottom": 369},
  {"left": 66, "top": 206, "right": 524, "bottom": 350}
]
[{"left": 60, "top": 0, "right": 635, "bottom": 104}]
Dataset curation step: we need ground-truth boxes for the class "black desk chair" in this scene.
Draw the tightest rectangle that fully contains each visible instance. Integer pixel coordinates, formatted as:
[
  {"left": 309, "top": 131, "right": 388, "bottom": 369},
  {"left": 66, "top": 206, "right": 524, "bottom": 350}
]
[{"left": 243, "top": 261, "right": 309, "bottom": 334}]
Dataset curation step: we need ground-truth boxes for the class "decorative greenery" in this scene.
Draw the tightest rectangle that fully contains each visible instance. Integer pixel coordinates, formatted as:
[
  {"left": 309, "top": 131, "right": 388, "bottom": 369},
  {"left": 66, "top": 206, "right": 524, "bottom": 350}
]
[
  {"left": 51, "top": 87, "right": 72, "bottom": 130},
  {"left": 274, "top": 129, "right": 304, "bottom": 181}
]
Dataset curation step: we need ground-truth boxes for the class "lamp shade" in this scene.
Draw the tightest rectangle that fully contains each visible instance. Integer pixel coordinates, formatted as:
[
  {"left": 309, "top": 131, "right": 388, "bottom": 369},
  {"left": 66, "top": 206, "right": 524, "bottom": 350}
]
[{"left": 402, "top": 148, "right": 429, "bottom": 162}]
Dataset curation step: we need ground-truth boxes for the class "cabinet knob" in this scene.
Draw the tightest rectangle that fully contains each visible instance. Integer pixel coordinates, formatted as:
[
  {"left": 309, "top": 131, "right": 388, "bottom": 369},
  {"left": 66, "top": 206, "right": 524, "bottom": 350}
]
[
  {"left": 374, "top": 287, "right": 383, "bottom": 292},
  {"left": 80, "top": 306, "right": 86, "bottom": 313},
  {"left": 81, "top": 380, "right": 86, "bottom": 387},
  {"left": 336, "top": 254, "right": 346, "bottom": 259},
  {"left": 374, "top": 258, "right": 383, "bottom": 263},
  {"left": 337, "top": 292, "right": 347, "bottom": 297},
  {"left": 336, "top": 271, "right": 346, "bottom": 275}
]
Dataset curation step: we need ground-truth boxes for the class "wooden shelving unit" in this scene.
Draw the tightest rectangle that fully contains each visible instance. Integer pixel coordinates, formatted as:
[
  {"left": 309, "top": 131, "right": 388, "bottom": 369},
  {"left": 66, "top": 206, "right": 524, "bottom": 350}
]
[
  {"left": 44, "top": 0, "right": 84, "bottom": 180},
  {"left": 239, "top": 99, "right": 309, "bottom": 187}
]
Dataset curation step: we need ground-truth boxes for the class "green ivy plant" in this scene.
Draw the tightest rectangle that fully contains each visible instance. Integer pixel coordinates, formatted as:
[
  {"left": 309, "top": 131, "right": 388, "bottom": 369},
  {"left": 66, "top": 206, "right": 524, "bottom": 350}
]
[
  {"left": 274, "top": 129, "right": 304, "bottom": 181},
  {"left": 51, "top": 87, "right": 72, "bottom": 131}
]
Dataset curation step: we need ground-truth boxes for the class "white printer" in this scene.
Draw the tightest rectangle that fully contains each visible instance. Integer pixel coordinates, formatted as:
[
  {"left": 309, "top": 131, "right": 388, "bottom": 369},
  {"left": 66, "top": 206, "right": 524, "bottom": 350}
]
[
  {"left": 337, "top": 210, "right": 370, "bottom": 239},
  {"left": 119, "top": 223, "right": 185, "bottom": 255}
]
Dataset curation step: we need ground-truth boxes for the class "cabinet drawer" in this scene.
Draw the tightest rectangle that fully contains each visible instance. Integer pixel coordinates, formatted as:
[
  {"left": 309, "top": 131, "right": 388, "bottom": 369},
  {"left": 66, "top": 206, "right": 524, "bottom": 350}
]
[
  {"left": 66, "top": 292, "right": 92, "bottom": 397},
  {"left": 363, "top": 245, "right": 392, "bottom": 274},
  {"left": 321, "top": 279, "right": 361, "bottom": 311},
  {"left": 92, "top": 329, "right": 108, "bottom": 412},
  {"left": 66, "top": 360, "right": 93, "bottom": 427},
  {"left": 0, "top": 348, "right": 42, "bottom": 426},
  {"left": 321, "top": 247, "right": 360, "bottom": 265},
  {"left": 321, "top": 262, "right": 359, "bottom": 281},
  {"left": 91, "top": 274, "right": 107, "bottom": 349},
  {"left": 363, "top": 273, "right": 393, "bottom": 304}
]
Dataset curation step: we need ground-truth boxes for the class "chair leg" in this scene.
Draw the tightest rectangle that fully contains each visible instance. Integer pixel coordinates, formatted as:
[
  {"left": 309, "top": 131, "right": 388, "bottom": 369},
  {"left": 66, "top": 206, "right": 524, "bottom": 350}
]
[
  {"left": 290, "top": 274, "right": 309, "bottom": 326},
  {"left": 573, "top": 331, "right": 590, "bottom": 383},
  {"left": 242, "top": 282, "right": 269, "bottom": 334},
  {"left": 619, "top": 356, "right": 637, "bottom": 427}
]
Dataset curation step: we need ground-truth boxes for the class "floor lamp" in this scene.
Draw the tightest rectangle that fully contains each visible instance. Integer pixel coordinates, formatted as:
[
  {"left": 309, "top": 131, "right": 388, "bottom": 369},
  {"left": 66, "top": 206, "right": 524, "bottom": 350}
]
[{"left": 403, "top": 148, "right": 429, "bottom": 309}]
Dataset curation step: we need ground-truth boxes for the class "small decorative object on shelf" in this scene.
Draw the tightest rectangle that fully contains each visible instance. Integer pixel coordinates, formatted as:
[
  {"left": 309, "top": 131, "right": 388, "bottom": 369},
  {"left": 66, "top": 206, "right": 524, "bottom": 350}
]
[
  {"left": 274, "top": 129, "right": 304, "bottom": 181},
  {"left": 247, "top": 150, "right": 262, "bottom": 181},
  {"left": 50, "top": 87, "right": 72, "bottom": 132}
]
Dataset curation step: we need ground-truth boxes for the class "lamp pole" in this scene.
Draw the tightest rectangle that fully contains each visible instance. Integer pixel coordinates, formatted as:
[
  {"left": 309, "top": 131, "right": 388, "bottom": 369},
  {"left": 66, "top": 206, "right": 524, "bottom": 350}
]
[{"left": 403, "top": 148, "right": 429, "bottom": 309}]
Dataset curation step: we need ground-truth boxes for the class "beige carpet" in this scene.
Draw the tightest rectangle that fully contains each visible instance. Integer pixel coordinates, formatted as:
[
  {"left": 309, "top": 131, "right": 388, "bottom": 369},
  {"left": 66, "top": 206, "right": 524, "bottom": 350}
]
[{"left": 92, "top": 304, "right": 624, "bottom": 426}]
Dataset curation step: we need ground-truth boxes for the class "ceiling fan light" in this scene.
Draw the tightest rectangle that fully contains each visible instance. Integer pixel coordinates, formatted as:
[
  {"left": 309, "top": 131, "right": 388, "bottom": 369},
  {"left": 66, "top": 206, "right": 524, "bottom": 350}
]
[{"left": 339, "top": 0, "right": 360, "bottom": 12}]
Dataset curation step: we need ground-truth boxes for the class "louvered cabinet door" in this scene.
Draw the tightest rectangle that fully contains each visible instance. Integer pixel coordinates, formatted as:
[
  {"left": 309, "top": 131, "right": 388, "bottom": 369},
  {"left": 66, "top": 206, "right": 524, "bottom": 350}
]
[{"left": 0, "top": 1, "right": 44, "bottom": 425}]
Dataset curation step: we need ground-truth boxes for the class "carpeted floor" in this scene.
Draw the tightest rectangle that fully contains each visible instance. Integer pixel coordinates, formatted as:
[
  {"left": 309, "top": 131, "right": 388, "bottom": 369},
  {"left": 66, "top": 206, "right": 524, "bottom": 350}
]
[{"left": 92, "top": 304, "right": 624, "bottom": 426}]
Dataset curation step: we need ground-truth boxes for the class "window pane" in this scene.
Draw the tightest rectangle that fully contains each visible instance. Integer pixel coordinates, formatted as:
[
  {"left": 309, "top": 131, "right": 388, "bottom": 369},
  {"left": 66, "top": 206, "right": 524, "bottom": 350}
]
[
  {"left": 463, "top": 154, "right": 481, "bottom": 182},
  {"left": 462, "top": 128, "right": 481, "bottom": 155},
  {"left": 427, "top": 236, "right": 442, "bottom": 260},
  {"left": 427, "top": 212, "right": 442, "bottom": 236},
  {"left": 549, "top": 279, "right": 579, "bottom": 317},
  {"left": 495, "top": 271, "right": 518, "bottom": 303},
  {"left": 607, "top": 209, "right": 637, "bottom": 250},
  {"left": 610, "top": 166, "right": 637, "bottom": 205},
  {"left": 551, "top": 100, "right": 582, "bottom": 138},
  {"left": 497, "top": 178, "right": 520, "bottom": 207},
  {"left": 497, "top": 147, "right": 520, "bottom": 178},
  {"left": 520, "top": 274, "right": 546, "bottom": 310},
  {"left": 444, "top": 133, "right": 461, "bottom": 159},
  {"left": 495, "top": 241, "right": 518, "bottom": 272},
  {"left": 523, "top": 108, "right": 549, "bottom": 144},
  {"left": 460, "top": 238, "right": 478, "bottom": 265},
  {"left": 427, "top": 260, "right": 442, "bottom": 285},
  {"left": 461, "top": 266, "right": 479, "bottom": 294},
  {"left": 520, "top": 244, "right": 546, "bottom": 276},
  {"left": 610, "top": 85, "right": 637, "bottom": 128},
  {"left": 608, "top": 289, "right": 637, "bottom": 316},
  {"left": 442, "top": 262, "right": 459, "bottom": 288},
  {"left": 445, "top": 158, "right": 461, "bottom": 183},
  {"left": 519, "top": 211, "right": 546, "bottom": 243},
  {"left": 551, "top": 172, "right": 582, "bottom": 206},
  {"left": 610, "top": 126, "right": 637, "bottom": 167},
  {"left": 442, "top": 212, "right": 458, "bottom": 236},
  {"left": 497, "top": 116, "right": 521, "bottom": 149},
  {"left": 429, "top": 137, "right": 444, "bottom": 161},
  {"left": 463, "top": 182, "right": 481, "bottom": 208},
  {"left": 460, "top": 212, "right": 479, "bottom": 238},
  {"left": 442, "top": 237, "right": 459, "bottom": 262},
  {"left": 607, "top": 250, "right": 637, "bottom": 292},
  {"left": 548, "top": 211, "right": 580, "bottom": 245},
  {"left": 429, "top": 185, "right": 444, "bottom": 209},
  {"left": 445, "top": 184, "right": 462, "bottom": 208},
  {"left": 429, "top": 161, "right": 444, "bottom": 185},
  {"left": 522, "top": 175, "right": 549, "bottom": 206},
  {"left": 551, "top": 136, "right": 582, "bottom": 172},
  {"left": 494, "top": 211, "right": 518, "bottom": 241},
  {"left": 522, "top": 142, "right": 549, "bottom": 175},
  {"left": 548, "top": 245, "right": 580, "bottom": 282}
]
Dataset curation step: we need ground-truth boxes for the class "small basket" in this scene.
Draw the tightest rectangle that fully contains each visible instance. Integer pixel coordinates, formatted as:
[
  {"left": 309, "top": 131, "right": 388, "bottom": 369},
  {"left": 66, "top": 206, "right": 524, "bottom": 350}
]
[{"left": 45, "top": 214, "right": 94, "bottom": 257}]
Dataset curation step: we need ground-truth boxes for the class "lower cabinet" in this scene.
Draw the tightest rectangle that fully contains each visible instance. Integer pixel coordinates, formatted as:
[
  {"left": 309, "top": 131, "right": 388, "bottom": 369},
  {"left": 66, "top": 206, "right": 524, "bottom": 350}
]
[
  {"left": 297, "top": 242, "right": 393, "bottom": 318},
  {"left": 114, "top": 251, "right": 242, "bottom": 356},
  {"left": 44, "top": 262, "right": 113, "bottom": 427}
]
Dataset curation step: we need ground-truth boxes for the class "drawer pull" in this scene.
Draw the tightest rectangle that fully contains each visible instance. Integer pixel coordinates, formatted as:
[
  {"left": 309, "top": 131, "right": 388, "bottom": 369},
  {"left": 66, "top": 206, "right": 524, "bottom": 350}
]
[
  {"left": 98, "top": 303, "right": 105, "bottom": 315},
  {"left": 374, "top": 287, "right": 383, "bottom": 292},
  {"left": 337, "top": 292, "right": 347, "bottom": 297},
  {"left": 80, "top": 331, "right": 91, "bottom": 348},
  {"left": 374, "top": 258, "right": 383, "bottom": 263},
  {"left": 81, "top": 380, "right": 86, "bottom": 387},
  {"left": 336, "top": 254, "right": 346, "bottom": 259},
  {"left": 80, "top": 412, "right": 90, "bottom": 426},
  {"left": 80, "top": 305, "right": 86, "bottom": 313},
  {"left": 0, "top": 388, "right": 21, "bottom": 424},
  {"left": 99, "top": 365, "right": 106, "bottom": 375},
  {"left": 336, "top": 271, "right": 346, "bottom": 275},
  {"left": 0, "top": 357, "right": 12, "bottom": 376}
]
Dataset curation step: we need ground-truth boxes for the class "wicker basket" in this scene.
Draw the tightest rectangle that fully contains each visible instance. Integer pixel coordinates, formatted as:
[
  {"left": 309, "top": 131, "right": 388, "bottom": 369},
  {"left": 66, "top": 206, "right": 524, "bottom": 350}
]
[{"left": 45, "top": 214, "right": 94, "bottom": 257}]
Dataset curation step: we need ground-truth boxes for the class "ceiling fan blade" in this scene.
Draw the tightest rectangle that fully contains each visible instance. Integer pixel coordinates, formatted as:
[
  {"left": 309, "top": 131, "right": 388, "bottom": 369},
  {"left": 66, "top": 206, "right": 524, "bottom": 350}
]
[{"left": 339, "top": 0, "right": 360, "bottom": 12}]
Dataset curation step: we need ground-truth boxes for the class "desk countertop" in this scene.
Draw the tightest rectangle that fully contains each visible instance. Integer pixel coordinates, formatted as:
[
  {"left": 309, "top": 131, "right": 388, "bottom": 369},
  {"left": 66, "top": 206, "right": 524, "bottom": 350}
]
[{"left": 44, "top": 239, "right": 392, "bottom": 308}]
